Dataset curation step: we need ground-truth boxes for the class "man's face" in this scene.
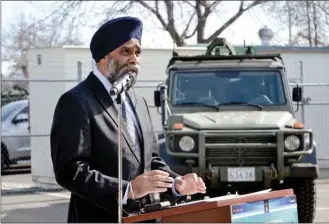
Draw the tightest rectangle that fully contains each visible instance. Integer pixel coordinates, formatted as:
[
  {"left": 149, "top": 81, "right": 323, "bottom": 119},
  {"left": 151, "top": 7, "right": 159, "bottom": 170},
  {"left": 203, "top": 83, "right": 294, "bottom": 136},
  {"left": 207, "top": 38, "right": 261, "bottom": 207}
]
[{"left": 104, "top": 39, "right": 141, "bottom": 83}]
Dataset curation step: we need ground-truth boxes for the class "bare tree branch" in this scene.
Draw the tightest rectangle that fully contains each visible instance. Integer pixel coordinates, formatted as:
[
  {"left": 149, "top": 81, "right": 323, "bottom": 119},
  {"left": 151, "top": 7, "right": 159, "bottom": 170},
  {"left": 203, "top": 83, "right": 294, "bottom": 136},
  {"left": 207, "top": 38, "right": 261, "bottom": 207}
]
[
  {"left": 34, "top": 0, "right": 269, "bottom": 47},
  {"left": 135, "top": 0, "right": 167, "bottom": 28},
  {"left": 163, "top": 0, "right": 185, "bottom": 45},
  {"left": 312, "top": 1, "right": 318, "bottom": 47},
  {"left": 204, "top": 0, "right": 267, "bottom": 43},
  {"left": 314, "top": 1, "right": 329, "bottom": 15},
  {"left": 261, "top": 0, "right": 329, "bottom": 46},
  {"left": 2, "top": 12, "right": 83, "bottom": 74},
  {"left": 181, "top": 11, "right": 197, "bottom": 39},
  {"left": 181, "top": 0, "right": 195, "bottom": 8}
]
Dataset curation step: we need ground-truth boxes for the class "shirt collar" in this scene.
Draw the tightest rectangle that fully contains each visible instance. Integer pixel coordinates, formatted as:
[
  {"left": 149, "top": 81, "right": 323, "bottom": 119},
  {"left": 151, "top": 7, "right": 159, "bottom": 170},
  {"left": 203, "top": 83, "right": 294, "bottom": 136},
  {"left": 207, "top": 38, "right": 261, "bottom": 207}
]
[
  {"left": 93, "top": 67, "right": 130, "bottom": 103},
  {"left": 93, "top": 66, "right": 113, "bottom": 94}
]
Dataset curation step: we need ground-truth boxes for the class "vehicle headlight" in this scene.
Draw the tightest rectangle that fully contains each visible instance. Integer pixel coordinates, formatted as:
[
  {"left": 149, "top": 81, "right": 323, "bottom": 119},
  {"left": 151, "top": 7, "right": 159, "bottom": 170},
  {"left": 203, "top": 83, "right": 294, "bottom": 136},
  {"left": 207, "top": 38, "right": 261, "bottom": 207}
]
[
  {"left": 284, "top": 135, "right": 300, "bottom": 151},
  {"left": 179, "top": 136, "right": 195, "bottom": 152}
]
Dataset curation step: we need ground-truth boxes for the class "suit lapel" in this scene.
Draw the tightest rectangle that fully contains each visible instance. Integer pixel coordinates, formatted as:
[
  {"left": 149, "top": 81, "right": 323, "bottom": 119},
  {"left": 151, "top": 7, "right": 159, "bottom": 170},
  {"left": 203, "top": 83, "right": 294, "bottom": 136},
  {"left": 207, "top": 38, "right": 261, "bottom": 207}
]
[{"left": 85, "top": 72, "right": 141, "bottom": 164}]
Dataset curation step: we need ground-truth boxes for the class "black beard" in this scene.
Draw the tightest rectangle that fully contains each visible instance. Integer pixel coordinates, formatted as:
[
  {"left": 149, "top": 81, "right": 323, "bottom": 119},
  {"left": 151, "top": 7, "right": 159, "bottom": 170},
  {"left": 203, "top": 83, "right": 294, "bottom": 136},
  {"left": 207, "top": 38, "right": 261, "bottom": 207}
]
[
  {"left": 107, "top": 56, "right": 139, "bottom": 85},
  {"left": 107, "top": 59, "right": 123, "bottom": 84},
  {"left": 107, "top": 75, "right": 116, "bottom": 84},
  {"left": 107, "top": 70, "right": 126, "bottom": 84},
  {"left": 108, "top": 65, "right": 138, "bottom": 84}
]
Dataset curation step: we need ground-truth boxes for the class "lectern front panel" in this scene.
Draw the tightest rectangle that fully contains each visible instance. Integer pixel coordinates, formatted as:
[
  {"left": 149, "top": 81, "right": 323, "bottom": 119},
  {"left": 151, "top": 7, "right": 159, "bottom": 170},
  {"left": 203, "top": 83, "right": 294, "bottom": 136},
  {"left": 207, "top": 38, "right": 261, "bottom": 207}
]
[{"left": 162, "top": 206, "right": 231, "bottom": 223}]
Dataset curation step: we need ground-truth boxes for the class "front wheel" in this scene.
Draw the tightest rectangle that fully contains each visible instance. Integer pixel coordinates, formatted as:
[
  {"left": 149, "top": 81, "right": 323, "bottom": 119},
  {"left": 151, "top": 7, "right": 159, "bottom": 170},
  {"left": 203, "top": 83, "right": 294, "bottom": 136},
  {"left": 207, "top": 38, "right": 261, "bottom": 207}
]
[
  {"left": 286, "top": 178, "right": 317, "bottom": 223},
  {"left": 1, "top": 145, "right": 10, "bottom": 170}
]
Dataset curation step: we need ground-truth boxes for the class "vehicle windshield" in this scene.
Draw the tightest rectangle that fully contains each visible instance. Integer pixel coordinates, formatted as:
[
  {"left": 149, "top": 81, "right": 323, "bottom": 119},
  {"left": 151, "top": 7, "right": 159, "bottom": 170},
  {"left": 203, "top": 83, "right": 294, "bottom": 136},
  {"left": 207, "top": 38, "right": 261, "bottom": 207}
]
[
  {"left": 1, "top": 102, "right": 21, "bottom": 122},
  {"left": 171, "top": 70, "right": 286, "bottom": 106}
]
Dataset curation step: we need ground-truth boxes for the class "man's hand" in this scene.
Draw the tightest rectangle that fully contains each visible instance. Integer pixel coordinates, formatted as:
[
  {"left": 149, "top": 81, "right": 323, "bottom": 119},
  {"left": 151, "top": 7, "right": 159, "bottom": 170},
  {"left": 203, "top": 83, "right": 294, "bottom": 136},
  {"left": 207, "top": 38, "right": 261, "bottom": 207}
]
[
  {"left": 174, "top": 173, "right": 206, "bottom": 196},
  {"left": 128, "top": 170, "right": 173, "bottom": 199}
]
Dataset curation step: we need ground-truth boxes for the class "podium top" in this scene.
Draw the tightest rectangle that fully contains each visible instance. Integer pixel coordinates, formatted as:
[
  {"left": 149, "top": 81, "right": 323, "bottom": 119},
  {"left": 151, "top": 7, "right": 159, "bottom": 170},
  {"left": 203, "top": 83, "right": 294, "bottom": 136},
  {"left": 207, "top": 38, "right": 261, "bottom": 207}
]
[{"left": 122, "top": 189, "right": 294, "bottom": 223}]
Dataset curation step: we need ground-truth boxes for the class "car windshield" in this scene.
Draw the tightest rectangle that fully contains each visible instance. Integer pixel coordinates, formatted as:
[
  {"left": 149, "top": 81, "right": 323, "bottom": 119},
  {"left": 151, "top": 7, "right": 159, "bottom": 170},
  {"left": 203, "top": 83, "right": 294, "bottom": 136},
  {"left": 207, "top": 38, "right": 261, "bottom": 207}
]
[
  {"left": 171, "top": 70, "right": 286, "bottom": 107},
  {"left": 1, "top": 102, "right": 21, "bottom": 122}
]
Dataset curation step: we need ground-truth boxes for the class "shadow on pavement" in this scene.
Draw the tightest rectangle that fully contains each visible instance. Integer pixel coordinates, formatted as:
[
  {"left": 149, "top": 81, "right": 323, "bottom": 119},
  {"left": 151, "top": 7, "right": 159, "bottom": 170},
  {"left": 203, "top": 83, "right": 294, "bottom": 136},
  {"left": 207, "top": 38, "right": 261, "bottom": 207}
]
[{"left": 1, "top": 202, "right": 68, "bottom": 223}]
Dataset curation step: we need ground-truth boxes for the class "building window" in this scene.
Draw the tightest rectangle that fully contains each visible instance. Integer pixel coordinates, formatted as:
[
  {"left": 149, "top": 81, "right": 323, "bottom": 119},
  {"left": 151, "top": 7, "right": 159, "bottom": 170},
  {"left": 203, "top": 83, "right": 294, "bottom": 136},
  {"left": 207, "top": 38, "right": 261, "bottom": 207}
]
[{"left": 37, "top": 54, "right": 42, "bottom": 65}]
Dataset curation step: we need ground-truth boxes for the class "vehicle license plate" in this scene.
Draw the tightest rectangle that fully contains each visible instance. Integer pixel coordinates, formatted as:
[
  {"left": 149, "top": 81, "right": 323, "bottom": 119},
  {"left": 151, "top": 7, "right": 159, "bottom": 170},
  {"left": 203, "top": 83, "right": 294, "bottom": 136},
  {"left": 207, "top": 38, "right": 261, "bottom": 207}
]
[{"left": 227, "top": 167, "right": 255, "bottom": 182}]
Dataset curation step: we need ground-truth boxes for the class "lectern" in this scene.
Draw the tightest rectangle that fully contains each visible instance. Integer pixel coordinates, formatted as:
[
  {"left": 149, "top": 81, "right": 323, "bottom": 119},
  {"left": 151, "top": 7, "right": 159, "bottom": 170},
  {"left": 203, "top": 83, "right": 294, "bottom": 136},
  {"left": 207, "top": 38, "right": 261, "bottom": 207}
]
[{"left": 122, "top": 189, "right": 298, "bottom": 223}]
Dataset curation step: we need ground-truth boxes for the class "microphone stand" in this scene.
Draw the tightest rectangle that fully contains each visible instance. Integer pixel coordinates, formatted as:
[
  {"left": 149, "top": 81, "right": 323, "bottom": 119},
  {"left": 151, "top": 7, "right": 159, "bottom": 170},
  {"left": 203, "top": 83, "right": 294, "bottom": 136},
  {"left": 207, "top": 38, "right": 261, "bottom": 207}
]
[
  {"left": 110, "top": 73, "right": 135, "bottom": 223},
  {"left": 115, "top": 91, "right": 125, "bottom": 224}
]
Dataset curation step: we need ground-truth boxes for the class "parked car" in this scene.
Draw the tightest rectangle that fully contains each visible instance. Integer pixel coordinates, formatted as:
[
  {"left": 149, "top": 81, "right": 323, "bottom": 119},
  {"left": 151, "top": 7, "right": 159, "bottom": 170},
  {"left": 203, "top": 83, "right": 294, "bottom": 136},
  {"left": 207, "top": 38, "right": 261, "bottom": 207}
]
[{"left": 1, "top": 99, "right": 30, "bottom": 169}]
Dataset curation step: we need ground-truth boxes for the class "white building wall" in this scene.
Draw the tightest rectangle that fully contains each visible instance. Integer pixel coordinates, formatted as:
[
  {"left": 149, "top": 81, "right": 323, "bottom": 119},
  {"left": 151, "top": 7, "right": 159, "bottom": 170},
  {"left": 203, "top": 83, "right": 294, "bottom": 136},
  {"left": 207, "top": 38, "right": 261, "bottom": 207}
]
[
  {"left": 282, "top": 52, "right": 329, "bottom": 165},
  {"left": 27, "top": 47, "right": 67, "bottom": 185}
]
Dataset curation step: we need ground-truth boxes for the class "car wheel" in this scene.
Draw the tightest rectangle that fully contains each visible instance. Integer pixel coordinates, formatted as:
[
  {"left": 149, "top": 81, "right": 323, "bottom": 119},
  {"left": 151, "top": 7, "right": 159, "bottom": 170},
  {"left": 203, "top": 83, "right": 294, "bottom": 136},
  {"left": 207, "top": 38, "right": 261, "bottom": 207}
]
[{"left": 1, "top": 143, "right": 10, "bottom": 170}]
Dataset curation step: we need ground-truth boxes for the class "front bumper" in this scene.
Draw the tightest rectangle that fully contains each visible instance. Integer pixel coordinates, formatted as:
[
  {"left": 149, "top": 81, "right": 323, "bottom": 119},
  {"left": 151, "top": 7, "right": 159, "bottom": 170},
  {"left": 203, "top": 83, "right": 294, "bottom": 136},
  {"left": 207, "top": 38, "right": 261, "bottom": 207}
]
[
  {"left": 165, "top": 129, "right": 315, "bottom": 181},
  {"left": 206, "top": 163, "right": 319, "bottom": 189}
]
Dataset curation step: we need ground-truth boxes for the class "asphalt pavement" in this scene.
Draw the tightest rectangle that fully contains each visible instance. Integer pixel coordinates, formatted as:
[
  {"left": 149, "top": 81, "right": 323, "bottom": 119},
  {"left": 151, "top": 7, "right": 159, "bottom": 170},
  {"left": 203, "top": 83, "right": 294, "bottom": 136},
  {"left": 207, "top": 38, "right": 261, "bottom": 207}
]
[
  {"left": 1, "top": 183, "right": 329, "bottom": 222},
  {"left": 1, "top": 191, "right": 70, "bottom": 223},
  {"left": 1, "top": 174, "right": 329, "bottom": 222}
]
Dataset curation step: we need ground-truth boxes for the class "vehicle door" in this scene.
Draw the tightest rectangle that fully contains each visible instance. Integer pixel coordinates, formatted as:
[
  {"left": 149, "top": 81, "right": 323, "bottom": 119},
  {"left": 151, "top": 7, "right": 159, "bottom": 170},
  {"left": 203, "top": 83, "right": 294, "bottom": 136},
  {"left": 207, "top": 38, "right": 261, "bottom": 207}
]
[{"left": 11, "top": 106, "right": 30, "bottom": 157}]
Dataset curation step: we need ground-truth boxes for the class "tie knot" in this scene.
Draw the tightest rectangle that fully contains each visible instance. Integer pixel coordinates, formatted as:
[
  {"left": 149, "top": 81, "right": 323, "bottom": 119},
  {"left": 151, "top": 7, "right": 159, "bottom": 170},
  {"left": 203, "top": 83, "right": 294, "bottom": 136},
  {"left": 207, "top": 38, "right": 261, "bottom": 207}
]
[{"left": 112, "top": 92, "right": 128, "bottom": 103}]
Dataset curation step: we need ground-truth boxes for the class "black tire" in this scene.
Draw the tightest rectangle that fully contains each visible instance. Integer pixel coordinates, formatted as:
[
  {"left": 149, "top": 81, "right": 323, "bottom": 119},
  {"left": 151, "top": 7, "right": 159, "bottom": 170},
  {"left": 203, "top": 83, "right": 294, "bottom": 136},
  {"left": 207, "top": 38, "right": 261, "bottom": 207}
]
[
  {"left": 1, "top": 153, "right": 4, "bottom": 170},
  {"left": 1, "top": 143, "right": 10, "bottom": 170},
  {"left": 292, "top": 178, "right": 317, "bottom": 223}
]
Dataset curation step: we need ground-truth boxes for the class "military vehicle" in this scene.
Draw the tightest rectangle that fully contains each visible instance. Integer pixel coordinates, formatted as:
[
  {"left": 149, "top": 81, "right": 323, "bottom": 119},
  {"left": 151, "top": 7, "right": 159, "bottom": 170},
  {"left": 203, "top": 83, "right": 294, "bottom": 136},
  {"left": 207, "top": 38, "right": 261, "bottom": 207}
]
[{"left": 154, "top": 38, "right": 318, "bottom": 223}]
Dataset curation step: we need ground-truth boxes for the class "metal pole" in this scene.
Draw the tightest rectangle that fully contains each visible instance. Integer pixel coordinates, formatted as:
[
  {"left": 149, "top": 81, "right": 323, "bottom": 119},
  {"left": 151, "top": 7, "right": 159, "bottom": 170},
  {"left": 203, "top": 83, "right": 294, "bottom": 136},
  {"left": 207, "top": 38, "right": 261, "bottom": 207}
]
[
  {"left": 117, "top": 92, "right": 124, "bottom": 223},
  {"left": 287, "top": 1, "right": 292, "bottom": 46},
  {"left": 91, "top": 60, "right": 95, "bottom": 71},
  {"left": 77, "top": 61, "right": 83, "bottom": 83},
  {"left": 299, "top": 61, "right": 305, "bottom": 124}
]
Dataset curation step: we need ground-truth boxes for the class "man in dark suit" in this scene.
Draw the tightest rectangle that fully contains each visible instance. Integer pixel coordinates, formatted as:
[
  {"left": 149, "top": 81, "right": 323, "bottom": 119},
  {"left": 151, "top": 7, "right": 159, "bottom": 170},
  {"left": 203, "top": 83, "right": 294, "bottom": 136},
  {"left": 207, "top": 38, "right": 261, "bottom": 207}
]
[{"left": 50, "top": 16, "right": 206, "bottom": 223}]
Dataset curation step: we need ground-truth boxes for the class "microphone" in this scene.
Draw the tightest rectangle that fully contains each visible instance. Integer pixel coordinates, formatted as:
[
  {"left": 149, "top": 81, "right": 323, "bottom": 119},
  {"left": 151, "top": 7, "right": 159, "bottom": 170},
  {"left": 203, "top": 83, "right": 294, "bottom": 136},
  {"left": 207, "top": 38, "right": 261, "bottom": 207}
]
[{"left": 110, "top": 72, "right": 136, "bottom": 96}]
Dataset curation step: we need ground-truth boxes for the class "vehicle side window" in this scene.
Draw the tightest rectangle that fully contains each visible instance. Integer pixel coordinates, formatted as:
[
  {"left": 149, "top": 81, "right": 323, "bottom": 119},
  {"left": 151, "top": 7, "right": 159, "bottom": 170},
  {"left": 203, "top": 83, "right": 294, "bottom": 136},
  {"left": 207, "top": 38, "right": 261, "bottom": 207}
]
[{"left": 19, "top": 107, "right": 29, "bottom": 115}]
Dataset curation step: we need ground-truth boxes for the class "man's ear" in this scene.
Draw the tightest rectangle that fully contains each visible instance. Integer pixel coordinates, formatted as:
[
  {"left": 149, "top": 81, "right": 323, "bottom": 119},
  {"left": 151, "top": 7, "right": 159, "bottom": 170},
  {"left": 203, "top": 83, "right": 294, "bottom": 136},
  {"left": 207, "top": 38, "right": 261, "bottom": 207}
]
[
  {"left": 99, "top": 53, "right": 111, "bottom": 64},
  {"left": 98, "top": 58, "right": 107, "bottom": 67}
]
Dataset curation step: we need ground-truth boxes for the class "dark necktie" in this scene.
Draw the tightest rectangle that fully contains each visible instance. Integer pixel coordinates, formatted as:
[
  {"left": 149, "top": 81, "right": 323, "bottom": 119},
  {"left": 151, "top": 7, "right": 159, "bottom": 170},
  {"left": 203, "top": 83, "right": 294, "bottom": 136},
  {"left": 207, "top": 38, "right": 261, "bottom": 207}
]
[{"left": 122, "top": 93, "right": 142, "bottom": 150}]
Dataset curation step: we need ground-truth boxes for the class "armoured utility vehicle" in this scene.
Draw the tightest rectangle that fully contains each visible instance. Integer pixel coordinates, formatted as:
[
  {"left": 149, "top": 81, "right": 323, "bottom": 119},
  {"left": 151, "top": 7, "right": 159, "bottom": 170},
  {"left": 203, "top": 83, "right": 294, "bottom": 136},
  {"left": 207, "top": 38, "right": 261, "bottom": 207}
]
[{"left": 154, "top": 38, "right": 318, "bottom": 223}]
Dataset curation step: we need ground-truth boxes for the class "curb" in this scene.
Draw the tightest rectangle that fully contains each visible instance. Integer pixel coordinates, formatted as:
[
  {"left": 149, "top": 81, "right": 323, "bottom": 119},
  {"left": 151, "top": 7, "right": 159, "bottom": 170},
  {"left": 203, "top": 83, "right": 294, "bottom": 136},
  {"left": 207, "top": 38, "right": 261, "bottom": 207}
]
[
  {"left": 316, "top": 179, "right": 329, "bottom": 184},
  {"left": 2, "top": 179, "right": 328, "bottom": 195},
  {"left": 1, "top": 187, "right": 66, "bottom": 195}
]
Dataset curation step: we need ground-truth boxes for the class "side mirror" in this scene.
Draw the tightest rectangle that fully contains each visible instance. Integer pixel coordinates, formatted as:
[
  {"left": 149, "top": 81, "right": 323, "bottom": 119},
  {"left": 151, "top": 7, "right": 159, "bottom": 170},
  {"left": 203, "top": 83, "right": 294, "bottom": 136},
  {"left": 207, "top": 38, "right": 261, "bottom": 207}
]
[
  {"left": 154, "top": 90, "right": 161, "bottom": 107},
  {"left": 292, "top": 87, "right": 302, "bottom": 102},
  {"left": 13, "top": 113, "right": 29, "bottom": 124}
]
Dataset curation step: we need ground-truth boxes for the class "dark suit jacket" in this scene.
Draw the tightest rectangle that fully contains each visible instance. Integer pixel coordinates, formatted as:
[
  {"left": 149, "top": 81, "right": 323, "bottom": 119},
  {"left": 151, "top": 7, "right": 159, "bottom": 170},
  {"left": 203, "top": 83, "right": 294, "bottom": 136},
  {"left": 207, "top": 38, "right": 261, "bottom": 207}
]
[{"left": 50, "top": 72, "right": 180, "bottom": 223}]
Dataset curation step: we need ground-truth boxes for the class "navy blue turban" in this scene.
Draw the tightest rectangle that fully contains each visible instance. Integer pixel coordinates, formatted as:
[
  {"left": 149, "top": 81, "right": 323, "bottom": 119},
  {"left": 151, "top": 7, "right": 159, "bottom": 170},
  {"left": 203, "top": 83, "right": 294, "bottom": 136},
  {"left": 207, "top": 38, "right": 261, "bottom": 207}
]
[{"left": 90, "top": 16, "right": 143, "bottom": 62}]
